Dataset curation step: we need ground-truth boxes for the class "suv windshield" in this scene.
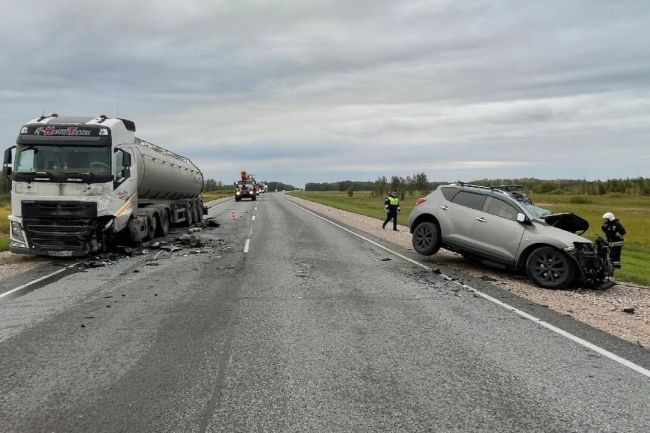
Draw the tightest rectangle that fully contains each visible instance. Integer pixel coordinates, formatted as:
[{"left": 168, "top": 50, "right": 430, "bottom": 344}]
[
  {"left": 521, "top": 202, "right": 551, "bottom": 219},
  {"left": 15, "top": 144, "right": 111, "bottom": 176}
]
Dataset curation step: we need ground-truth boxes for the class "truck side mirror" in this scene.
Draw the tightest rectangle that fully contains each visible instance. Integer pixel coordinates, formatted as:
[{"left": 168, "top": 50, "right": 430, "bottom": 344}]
[
  {"left": 123, "top": 152, "right": 132, "bottom": 168},
  {"left": 121, "top": 168, "right": 131, "bottom": 179},
  {"left": 2, "top": 146, "right": 15, "bottom": 179}
]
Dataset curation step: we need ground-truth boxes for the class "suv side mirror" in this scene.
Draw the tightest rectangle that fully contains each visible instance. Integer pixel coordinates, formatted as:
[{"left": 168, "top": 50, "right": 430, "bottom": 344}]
[{"left": 516, "top": 213, "right": 529, "bottom": 224}]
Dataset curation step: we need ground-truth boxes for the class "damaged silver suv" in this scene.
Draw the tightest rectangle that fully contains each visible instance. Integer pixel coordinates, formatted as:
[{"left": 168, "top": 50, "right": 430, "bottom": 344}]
[{"left": 409, "top": 183, "right": 612, "bottom": 289}]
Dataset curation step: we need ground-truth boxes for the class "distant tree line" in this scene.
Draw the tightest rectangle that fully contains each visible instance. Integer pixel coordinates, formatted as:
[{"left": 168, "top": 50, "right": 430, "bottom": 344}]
[
  {"left": 262, "top": 181, "right": 297, "bottom": 191},
  {"left": 306, "top": 173, "right": 439, "bottom": 198},
  {"left": 470, "top": 177, "right": 650, "bottom": 196},
  {"left": 305, "top": 176, "right": 650, "bottom": 196}
]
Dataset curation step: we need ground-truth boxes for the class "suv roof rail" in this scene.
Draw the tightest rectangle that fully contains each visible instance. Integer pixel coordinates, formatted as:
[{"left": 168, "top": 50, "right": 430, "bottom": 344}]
[{"left": 492, "top": 184, "right": 524, "bottom": 191}]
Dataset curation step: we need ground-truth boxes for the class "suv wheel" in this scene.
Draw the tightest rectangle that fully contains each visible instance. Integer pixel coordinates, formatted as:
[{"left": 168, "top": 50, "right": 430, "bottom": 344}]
[
  {"left": 412, "top": 221, "right": 441, "bottom": 255},
  {"left": 526, "top": 246, "right": 575, "bottom": 289}
]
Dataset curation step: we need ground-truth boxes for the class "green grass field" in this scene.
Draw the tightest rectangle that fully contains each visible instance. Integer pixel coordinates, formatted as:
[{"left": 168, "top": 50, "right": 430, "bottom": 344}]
[
  {"left": 291, "top": 191, "right": 650, "bottom": 286},
  {"left": 202, "top": 190, "right": 235, "bottom": 202}
]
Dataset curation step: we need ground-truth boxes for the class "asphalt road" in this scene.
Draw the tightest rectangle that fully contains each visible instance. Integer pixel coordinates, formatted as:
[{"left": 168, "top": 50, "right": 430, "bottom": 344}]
[{"left": 0, "top": 193, "right": 648, "bottom": 433}]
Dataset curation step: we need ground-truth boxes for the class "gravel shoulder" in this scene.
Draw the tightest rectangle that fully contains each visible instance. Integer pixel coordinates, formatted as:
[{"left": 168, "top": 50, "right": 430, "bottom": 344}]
[{"left": 286, "top": 194, "right": 650, "bottom": 348}]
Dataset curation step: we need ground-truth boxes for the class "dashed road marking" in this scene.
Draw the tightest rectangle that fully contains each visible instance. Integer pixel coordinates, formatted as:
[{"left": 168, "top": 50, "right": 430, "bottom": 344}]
[
  {"left": 252, "top": 216, "right": 256, "bottom": 221},
  {"left": 244, "top": 239, "right": 250, "bottom": 253},
  {"left": 283, "top": 196, "right": 650, "bottom": 379}
]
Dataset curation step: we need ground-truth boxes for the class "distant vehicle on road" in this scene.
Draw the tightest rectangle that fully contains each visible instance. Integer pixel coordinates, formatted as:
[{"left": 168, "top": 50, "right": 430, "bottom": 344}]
[
  {"left": 408, "top": 183, "right": 613, "bottom": 289},
  {"left": 2, "top": 114, "right": 205, "bottom": 257},
  {"left": 234, "top": 171, "right": 258, "bottom": 201}
]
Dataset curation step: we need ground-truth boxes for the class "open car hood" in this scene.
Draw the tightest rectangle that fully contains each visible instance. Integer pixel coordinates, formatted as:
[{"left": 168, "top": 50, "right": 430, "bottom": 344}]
[{"left": 544, "top": 213, "right": 589, "bottom": 235}]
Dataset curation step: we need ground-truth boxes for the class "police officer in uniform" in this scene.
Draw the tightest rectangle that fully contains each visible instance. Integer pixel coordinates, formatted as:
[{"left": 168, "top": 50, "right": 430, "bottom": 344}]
[
  {"left": 382, "top": 190, "right": 401, "bottom": 231},
  {"left": 601, "top": 212, "right": 626, "bottom": 268}
]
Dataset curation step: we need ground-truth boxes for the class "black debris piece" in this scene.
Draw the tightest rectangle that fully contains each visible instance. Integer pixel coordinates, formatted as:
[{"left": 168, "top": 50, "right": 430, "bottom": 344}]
[
  {"left": 133, "top": 269, "right": 140, "bottom": 273},
  {"left": 381, "top": 258, "right": 392, "bottom": 262},
  {"left": 146, "top": 261, "right": 160, "bottom": 266},
  {"left": 432, "top": 268, "right": 442, "bottom": 274},
  {"left": 480, "top": 275, "right": 498, "bottom": 282},
  {"left": 622, "top": 307, "right": 635, "bottom": 314}
]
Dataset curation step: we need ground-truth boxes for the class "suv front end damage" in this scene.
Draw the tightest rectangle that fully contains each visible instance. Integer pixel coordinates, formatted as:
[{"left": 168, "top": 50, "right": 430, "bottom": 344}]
[{"left": 566, "top": 239, "right": 614, "bottom": 288}]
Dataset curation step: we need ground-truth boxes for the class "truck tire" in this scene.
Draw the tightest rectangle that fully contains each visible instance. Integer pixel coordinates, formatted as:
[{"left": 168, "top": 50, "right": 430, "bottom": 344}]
[
  {"left": 412, "top": 221, "right": 441, "bottom": 255},
  {"left": 147, "top": 215, "right": 158, "bottom": 241},
  {"left": 185, "top": 205, "right": 194, "bottom": 226},
  {"left": 158, "top": 211, "right": 170, "bottom": 236},
  {"left": 526, "top": 246, "right": 575, "bottom": 289},
  {"left": 252, "top": 195, "right": 257, "bottom": 201},
  {"left": 192, "top": 203, "right": 201, "bottom": 223}
]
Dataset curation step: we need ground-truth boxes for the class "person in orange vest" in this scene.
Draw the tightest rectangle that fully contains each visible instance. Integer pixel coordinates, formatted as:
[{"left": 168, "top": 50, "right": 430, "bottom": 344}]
[
  {"left": 382, "top": 190, "right": 401, "bottom": 231},
  {"left": 601, "top": 212, "right": 626, "bottom": 268}
]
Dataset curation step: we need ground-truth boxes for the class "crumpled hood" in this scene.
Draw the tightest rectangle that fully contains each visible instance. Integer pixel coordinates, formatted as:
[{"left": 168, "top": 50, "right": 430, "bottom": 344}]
[{"left": 544, "top": 213, "right": 589, "bottom": 235}]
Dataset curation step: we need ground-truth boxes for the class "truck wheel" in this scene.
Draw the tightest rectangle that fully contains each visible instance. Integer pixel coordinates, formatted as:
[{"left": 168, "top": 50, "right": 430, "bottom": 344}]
[
  {"left": 412, "top": 221, "right": 441, "bottom": 255},
  {"left": 185, "top": 206, "right": 194, "bottom": 226},
  {"left": 526, "top": 247, "right": 575, "bottom": 289},
  {"left": 252, "top": 195, "right": 257, "bottom": 201},
  {"left": 158, "top": 211, "right": 170, "bottom": 236},
  {"left": 192, "top": 204, "right": 201, "bottom": 223},
  {"left": 147, "top": 215, "right": 158, "bottom": 241}
]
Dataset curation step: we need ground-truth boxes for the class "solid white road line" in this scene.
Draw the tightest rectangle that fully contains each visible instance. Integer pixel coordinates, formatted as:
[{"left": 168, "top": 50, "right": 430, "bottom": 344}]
[
  {"left": 283, "top": 196, "right": 650, "bottom": 379},
  {"left": 0, "top": 262, "right": 79, "bottom": 300},
  {"left": 244, "top": 239, "right": 250, "bottom": 253}
]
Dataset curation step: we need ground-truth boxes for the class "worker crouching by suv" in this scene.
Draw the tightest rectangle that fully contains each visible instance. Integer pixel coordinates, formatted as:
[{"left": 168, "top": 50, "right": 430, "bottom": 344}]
[
  {"left": 602, "top": 212, "right": 626, "bottom": 268},
  {"left": 383, "top": 191, "right": 401, "bottom": 231}
]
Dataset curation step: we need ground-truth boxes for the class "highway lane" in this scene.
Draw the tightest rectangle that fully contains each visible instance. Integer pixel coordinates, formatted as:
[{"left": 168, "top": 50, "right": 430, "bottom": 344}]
[{"left": 0, "top": 192, "right": 648, "bottom": 432}]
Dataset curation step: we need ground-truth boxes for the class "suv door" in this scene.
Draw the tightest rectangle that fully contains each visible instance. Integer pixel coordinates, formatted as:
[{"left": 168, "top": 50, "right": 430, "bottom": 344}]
[
  {"left": 445, "top": 190, "right": 486, "bottom": 251},
  {"left": 470, "top": 195, "right": 526, "bottom": 265}
]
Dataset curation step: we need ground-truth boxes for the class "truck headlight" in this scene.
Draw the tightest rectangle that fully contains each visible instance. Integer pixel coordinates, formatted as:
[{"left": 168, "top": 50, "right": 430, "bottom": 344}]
[{"left": 10, "top": 219, "right": 26, "bottom": 243}]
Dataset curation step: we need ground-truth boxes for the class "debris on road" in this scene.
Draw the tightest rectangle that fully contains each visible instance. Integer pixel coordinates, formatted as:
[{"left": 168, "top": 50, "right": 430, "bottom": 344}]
[
  {"left": 622, "top": 307, "right": 636, "bottom": 314},
  {"left": 381, "top": 258, "right": 392, "bottom": 261}
]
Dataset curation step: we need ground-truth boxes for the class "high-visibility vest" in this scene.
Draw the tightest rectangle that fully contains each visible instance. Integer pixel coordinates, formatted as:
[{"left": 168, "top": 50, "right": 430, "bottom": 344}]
[{"left": 388, "top": 196, "right": 399, "bottom": 206}]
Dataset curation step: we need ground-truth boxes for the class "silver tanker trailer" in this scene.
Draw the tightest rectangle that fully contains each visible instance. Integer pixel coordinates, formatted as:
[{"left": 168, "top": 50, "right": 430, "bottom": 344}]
[{"left": 2, "top": 114, "right": 205, "bottom": 257}]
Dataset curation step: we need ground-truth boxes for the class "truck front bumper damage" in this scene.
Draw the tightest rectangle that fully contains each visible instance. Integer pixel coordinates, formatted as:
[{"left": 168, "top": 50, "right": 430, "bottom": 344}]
[{"left": 10, "top": 200, "right": 110, "bottom": 257}]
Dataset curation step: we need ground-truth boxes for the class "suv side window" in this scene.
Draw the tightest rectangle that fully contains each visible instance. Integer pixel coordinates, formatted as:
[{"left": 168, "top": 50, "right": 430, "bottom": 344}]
[
  {"left": 452, "top": 191, "right": 486, "bottom": 210},
  {"left": 483, "top": 196, "right": 519, "bottom": 220},
  {"left": 440, "top": 186, "right": 460, "bottom": 201}
]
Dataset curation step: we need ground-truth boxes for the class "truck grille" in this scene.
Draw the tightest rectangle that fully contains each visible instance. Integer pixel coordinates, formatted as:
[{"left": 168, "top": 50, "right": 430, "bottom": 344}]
[{"left": 21, "top": 201, "right": 97, "bottom": 251}]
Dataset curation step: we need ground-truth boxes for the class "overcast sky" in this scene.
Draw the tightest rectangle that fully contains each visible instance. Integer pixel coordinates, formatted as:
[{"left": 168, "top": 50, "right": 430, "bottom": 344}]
[{"left": 1, "top": 0, "right": 649, "bottom": 187}]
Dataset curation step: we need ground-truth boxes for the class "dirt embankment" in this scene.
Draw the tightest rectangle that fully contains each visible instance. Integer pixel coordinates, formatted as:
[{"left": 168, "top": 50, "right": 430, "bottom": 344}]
[{"left": 286, "top": 195, "right": 650, "bottom": 348}]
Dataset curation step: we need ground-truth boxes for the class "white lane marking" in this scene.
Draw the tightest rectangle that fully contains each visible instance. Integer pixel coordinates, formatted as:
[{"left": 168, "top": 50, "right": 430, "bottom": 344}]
[
  {"left": 283, "top": 197, "right": 650, "bottom": 379},
  {"left": 252, "top": 216, "right": 256, "bottom": 221},
  {"left": 244, "top": 238, "right": 250, "bottom": 253},
  {"left": 0, "top": 262, "right": 79, "bottom": 300}
]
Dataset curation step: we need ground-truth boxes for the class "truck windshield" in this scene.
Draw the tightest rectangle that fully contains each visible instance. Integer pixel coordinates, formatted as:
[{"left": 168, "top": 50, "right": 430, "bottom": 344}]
[{"left": 15, "top": 144, "right": 111, "bottom": 178}]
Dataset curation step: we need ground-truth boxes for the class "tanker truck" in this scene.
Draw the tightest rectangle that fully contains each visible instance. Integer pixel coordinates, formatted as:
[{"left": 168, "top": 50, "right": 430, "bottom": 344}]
[{"left": 1, "top": 114, "right": 205, "bottom": 257}]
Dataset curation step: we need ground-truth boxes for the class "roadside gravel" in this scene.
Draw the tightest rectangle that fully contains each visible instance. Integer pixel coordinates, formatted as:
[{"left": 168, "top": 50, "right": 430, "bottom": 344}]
[{"left": 286, "top": 194, "right": 650, "bottom": 348}]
